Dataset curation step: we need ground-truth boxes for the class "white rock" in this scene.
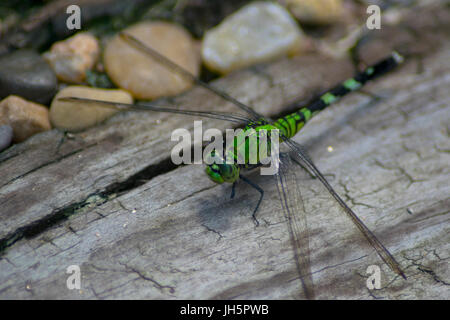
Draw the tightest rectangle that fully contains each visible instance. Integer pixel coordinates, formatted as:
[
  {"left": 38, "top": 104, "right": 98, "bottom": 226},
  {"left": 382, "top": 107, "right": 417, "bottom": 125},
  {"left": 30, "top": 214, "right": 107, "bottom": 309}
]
[{"left": 202, "top": 1, "right": 305, "bottom": 74}]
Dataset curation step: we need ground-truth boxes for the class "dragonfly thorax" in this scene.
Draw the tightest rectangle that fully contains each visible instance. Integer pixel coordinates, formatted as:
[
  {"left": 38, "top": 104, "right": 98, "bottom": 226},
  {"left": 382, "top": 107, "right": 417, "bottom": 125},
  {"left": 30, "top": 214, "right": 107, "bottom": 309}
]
[{"left": 205, "top": 122, "right": 278, "bottom": 184}]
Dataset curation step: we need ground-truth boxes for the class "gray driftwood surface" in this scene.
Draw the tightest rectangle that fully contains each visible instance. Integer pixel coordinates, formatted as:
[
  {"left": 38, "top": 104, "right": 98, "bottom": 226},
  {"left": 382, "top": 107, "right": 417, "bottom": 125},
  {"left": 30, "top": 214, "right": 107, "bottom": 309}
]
[{"left": 0, "top": 9, "right": 449, "bottom": 299}]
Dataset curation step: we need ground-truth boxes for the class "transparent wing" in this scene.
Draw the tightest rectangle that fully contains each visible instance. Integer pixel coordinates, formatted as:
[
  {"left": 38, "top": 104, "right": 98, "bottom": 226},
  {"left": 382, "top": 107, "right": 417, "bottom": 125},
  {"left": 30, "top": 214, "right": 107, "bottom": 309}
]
[
  {"left": 283, "top": 137, "right": 406, "bottom": 279},
  {"left": 120, "top": 32, "right": 262, "bottom": 121},
  {"left": 274, "top": 151, "right": 315, "bottom": 299},
  {"left": 58, "top": 97, "right": 253, "bottom": 124}
]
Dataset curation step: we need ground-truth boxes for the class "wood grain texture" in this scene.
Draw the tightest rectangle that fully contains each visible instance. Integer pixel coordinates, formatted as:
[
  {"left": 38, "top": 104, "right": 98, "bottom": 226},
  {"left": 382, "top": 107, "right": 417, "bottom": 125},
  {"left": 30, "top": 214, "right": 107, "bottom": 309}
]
[{"left": 0, "top": 7, "right": 449, "bottom": 299}]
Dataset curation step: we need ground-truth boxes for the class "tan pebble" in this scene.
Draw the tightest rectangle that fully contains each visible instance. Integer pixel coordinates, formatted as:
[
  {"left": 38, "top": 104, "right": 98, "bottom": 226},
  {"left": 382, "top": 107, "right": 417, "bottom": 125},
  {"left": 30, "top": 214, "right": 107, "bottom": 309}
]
[
  {"left": 279, "top": 0, "right": 343, "bottom": 25},
  {"left": 0, "top": 95, "right": 51, "bottom": 143},
  {"left": 43, "top": 33, "right": 100, "bottom": 83},
  {"left": 49, "top": 86, "right": 133, "bottom": 132},
  {"left": 104, "top": 21, "right": 200, "bottom": 100},
  {"left": 202, "top": 1, "right": 305, "bottom": 74}
]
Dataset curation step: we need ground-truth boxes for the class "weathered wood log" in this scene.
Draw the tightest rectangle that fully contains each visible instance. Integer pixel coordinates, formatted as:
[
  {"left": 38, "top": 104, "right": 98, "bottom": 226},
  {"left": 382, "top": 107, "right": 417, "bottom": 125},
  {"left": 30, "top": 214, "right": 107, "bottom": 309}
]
[{"left": 1, "top": 7, "right": 449, "bottom": 299}]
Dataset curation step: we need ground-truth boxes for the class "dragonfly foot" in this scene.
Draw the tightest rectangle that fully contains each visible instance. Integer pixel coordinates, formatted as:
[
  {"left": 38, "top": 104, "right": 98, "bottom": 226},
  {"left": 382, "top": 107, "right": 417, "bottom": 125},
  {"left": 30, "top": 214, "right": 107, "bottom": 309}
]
[
  {"left": 239, "top": 175, "right": 264, "bottom": 227},
  {"left": 252, "top": 212, "right": 260, "bottom": 227},
  {"left": 230, "top": 182, "right": 236, "bottom": 199}
]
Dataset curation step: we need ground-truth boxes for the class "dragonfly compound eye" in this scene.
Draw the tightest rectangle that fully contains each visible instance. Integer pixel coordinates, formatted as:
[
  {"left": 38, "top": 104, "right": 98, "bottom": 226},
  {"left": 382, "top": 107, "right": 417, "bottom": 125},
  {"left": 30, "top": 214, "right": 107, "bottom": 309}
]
[
  {"left": 205, "top": 162, "right": 240, "bottom": 184},
  {"left": 205, "top": 164, "right": 225, "bottom": 184}
]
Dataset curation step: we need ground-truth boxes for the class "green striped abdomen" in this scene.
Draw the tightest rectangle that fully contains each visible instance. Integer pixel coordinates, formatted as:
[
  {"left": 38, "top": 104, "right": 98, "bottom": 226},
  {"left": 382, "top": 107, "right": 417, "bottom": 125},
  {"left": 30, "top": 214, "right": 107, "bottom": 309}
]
[
  {"left": 273, "top": 107, "right": 313, "bottom": 139},
  {"left": 272, "top": 77, "right": 367, "bottom": 139},
  {"left": 274, "top": 51, "right": 403, "bottom": 139}
]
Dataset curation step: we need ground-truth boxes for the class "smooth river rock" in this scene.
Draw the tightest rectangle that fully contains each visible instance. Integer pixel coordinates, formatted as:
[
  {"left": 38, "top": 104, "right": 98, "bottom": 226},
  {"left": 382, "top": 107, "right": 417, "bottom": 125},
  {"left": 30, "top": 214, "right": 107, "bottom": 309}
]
[
  {"left": 202, "top": 1, "right": 305, "bottom": 74},
  {"left": 279, "top": 0, "right": 344, "bottom": 25},
  {"left": 104, "top": 21, "right": 200, "bottom": 100},
  {"left": 0, "top": 49, "right": 57, "bottom": 104},
  {"left": 0, "top": 95, "right": 51, "bottom": 143},
  {"left": 49, "top": 86, "right": 133, "bottom": 132},
  {"left": 43, "top": 32, "right": 100, "bottom": 83}
]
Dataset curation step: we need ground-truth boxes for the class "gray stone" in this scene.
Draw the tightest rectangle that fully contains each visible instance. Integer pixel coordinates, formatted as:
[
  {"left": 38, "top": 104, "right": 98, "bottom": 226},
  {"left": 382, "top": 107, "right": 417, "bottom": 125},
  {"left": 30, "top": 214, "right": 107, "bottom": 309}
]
[
  {"left": 0, "top": 49, "right": 57, "bottom": 105},
  {"left": 0, "top": 124, "right": 13, "bottom": 151}
]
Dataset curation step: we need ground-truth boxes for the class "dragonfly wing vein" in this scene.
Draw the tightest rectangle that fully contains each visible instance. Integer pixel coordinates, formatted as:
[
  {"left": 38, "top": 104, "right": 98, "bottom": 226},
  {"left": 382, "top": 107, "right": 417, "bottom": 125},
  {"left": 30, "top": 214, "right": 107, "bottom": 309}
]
[
  {"left": 283, "top": 138, "right": 406, "bottom": 279},
  {"left": 275, "top": 152, "right": 315, "bottom": 299}
]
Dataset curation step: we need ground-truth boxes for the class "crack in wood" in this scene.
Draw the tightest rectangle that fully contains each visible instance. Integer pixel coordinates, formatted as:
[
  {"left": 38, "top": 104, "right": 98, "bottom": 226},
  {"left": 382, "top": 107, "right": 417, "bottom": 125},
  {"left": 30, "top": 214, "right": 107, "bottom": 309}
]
[
  {"left": 1, "top": 145, "right": 96, "bottom": 188},
  {"left": 0, "top": 156, "right": 179, "bottom": 254}
]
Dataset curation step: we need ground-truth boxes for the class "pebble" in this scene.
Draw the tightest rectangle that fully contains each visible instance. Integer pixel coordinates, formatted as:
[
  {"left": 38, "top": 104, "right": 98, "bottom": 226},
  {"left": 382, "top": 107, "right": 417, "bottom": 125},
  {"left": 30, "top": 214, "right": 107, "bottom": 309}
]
[
  {"left": 0, "top": 49, "right": 57, "bottom": 104},
  {"left": 43, "top": 33, "right": 100, "bottom": 84},
  {"left": 202, "top": 1, "right": 305, "bottom": 74},
  {"left": 104, "top": 21, "right": 200, "bottom": 100},
  {"left": 0, "top": 95, "right": 51, "bottom": 143},
  {"left": 279, "top": 0, "right": 344, "bottom": 25},
  {"left": 49, "top": 86, "right": 133, "bottom": 132},
  {"left": 0, "top": 125, "right": 13, "bottom": 151}
]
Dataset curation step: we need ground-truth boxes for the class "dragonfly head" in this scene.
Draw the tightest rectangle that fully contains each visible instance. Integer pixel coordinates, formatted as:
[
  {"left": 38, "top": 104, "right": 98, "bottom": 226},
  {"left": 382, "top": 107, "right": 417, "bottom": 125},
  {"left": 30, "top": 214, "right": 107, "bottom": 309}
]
[{"left": 205, "top": 150, "right": 240, "bottom": 184}]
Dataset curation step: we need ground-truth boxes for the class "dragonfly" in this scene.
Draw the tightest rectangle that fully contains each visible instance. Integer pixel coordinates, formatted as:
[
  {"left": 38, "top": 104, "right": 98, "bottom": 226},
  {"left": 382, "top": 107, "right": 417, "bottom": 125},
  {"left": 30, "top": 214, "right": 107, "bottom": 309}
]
[{"left": 60, "top": 32, "right": 406, "bottom": 299}]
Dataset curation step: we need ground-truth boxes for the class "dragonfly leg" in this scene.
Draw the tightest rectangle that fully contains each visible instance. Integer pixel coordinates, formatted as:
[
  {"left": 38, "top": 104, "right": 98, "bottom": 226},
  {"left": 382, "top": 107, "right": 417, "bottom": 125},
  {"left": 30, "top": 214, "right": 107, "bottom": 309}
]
[
  {"left": 239, "top": 175, "right": 264, "bottom": 227},
  {"left": 230, "top": 182, "right": 236, "bottom": 199}
]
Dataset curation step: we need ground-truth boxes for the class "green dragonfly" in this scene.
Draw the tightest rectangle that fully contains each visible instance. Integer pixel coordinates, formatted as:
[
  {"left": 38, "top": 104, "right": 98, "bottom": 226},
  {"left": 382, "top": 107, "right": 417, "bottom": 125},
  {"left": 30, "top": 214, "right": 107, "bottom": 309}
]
[{"left": 60, "top": 32, "right": 406, "bottom": 299}]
